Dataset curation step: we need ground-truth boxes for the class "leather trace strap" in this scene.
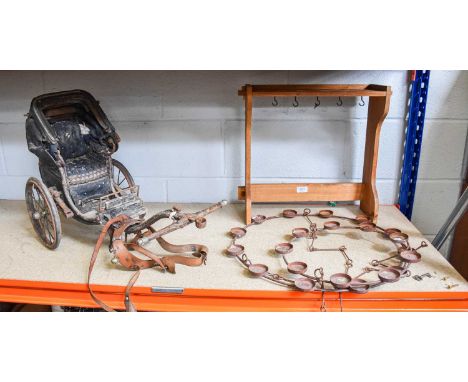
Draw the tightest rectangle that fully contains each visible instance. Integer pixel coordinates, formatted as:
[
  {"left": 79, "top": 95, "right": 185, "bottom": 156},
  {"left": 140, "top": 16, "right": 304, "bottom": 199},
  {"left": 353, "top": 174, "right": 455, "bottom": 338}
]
[{"left": 87, "top": 215, "right": 128, "bottom": 312}]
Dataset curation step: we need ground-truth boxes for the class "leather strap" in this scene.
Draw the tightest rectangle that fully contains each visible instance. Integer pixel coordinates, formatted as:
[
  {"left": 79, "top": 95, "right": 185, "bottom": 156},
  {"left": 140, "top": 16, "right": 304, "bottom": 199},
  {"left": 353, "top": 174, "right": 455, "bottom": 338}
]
[
  {"left": 87, "top": 215, "right": 128, "bottom": 312},
  {"left": 157, "top": 236, "right": 208, "bottom": 256},
  {"left": 124, "top": 270, "right": 141, "bottom": 312}
]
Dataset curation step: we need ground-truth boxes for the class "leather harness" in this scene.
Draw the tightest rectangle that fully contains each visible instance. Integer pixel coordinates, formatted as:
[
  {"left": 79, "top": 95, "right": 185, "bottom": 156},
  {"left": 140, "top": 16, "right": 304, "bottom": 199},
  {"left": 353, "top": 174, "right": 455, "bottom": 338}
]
[{"left": 87, "top": 212, "right": 211, "bottom": 312}]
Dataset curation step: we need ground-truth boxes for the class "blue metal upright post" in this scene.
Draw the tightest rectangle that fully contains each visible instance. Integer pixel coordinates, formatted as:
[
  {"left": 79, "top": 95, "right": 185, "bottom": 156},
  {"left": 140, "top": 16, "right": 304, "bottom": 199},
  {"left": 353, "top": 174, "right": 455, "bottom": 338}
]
[{"left": 398, "top": 70, "right": 431, "bottom": 219}]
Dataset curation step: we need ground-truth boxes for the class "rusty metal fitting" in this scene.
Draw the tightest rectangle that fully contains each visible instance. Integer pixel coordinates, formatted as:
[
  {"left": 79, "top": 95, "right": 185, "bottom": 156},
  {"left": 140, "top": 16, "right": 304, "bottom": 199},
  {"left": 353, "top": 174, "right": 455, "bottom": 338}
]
[
  {"left": 287, "top": 261, "right": 308, "bottom": 275},
  {"left": 137, "top": 236, "right": 150, "bottom": 246},
  {"left": 226, "top": 244, "right": 245, "bottom": 257},
  {"left": 248, "top": 263, "right": 268, "bottom": 278},
  {"left": 275, "top": 242, "right": 293, "bottom": 255},
  {"left": 195, "top": 217, "right": 207, "bottom": 229},
  {"left": 251, "top": 215, "right": 266, "bottom": 224},
  {"left": 384, "top": 228, "right": 401, "bottom": 236},
  {"left": 389, "top": 232, "right": 409, "bottom": 243},
  {"left": 294, "top": 278, "right": 315, "bottom": 291},
  {"left": 378, "top": 268, "right": 401, "bottom": 283},
  {"left": 354, "top": 214, "right": 370, "bottom": 223},
  {"left": 349, "top": 279, "right": 370, "bottom": 293},
  {"left": 323, "top": 221, "right": 340, "bottom": 230},
  {"left": 282, "top": 209, "right": 298, "bottom": 218},
  {"left": 318, "top": 209, "right": 333, "bottom": 218},
  {"left": 359, "top": 222, "right": 377, "bottom": 232},
  {"left": 399, "top": 249, "right": 422, "bottom": 264},
  {"left": 330, "top": 273, "right": 352, "bottom": 289},
  {"left": 292, "top": 227, "right": 309, "bottom": 238},
  {"left": 230, "top": 227, "right": 247, "bottom": 239}
]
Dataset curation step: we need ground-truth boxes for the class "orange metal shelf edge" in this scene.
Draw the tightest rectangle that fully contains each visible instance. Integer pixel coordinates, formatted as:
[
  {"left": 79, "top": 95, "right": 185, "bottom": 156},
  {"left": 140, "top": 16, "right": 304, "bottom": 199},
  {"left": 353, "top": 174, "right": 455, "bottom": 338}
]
[{"left": 1, "top": 278, "right": 467, "bottom": 311}]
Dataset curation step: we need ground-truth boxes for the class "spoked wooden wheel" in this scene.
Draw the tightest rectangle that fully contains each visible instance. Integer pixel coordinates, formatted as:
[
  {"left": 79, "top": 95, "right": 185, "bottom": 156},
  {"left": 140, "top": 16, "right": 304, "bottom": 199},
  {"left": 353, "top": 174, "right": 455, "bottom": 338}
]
[
  {"left": 112, "top": 159, "right": 135, "bottom": 191},
  {"left": 25, "top": 177, "right": 62, "bottom": 250}
]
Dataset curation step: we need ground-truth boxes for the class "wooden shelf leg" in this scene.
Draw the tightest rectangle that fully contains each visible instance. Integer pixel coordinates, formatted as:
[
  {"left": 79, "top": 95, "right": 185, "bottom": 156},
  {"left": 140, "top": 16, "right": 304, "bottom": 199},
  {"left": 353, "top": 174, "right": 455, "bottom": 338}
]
[
  {"left": 360, "top": 91, "right": 391, "bottom": 222},
  {"left": 245, "top": 85, "right": 253, "bottom": 224}
]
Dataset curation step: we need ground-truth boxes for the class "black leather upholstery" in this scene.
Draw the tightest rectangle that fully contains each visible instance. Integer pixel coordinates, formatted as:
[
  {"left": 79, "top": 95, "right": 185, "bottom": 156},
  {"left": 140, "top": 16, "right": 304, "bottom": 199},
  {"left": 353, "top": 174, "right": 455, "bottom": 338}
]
[
  {"left": 65, "top": 153, "right": 108, "bottom": 179},
  {"left": 50, "top": 119, "right": 90, "bottom": 159},
  {"left": 49, "top": 118, "right": 113, "bottom": 206}
]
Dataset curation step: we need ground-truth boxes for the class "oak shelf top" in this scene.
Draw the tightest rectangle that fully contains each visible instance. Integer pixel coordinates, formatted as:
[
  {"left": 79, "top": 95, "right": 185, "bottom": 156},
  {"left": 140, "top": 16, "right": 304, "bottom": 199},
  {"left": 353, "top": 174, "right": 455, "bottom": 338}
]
[{"left": 238, "top": 84, "right": 392, "bottom": 97}]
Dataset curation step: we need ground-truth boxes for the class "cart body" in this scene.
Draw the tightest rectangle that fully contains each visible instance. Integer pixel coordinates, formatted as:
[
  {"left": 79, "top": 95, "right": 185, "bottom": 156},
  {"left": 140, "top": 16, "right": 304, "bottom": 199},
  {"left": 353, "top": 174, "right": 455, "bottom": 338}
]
[{"left": 25, "top": 90, "right": 145, "bottom": 248}]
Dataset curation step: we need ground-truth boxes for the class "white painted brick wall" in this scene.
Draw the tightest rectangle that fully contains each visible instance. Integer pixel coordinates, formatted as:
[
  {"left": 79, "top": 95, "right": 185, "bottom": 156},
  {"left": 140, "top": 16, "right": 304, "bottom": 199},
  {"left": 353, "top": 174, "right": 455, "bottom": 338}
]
[{"left": 0, "top": 70, "right": 467, "bottom": 243}]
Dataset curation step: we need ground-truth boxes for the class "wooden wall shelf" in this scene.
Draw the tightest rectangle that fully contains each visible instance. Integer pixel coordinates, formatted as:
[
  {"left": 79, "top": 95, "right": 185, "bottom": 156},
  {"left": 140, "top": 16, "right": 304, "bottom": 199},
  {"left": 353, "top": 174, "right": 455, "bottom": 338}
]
[{"left": 238, "top": 83, "right": 392, "bottom": 224}]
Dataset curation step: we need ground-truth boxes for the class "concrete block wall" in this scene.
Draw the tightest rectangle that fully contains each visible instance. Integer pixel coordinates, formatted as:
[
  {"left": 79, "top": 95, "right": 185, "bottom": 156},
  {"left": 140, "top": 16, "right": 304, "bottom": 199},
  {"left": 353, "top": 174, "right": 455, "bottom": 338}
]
[{"left": 0, "top": 70, "right": 467, "bottom": 248}]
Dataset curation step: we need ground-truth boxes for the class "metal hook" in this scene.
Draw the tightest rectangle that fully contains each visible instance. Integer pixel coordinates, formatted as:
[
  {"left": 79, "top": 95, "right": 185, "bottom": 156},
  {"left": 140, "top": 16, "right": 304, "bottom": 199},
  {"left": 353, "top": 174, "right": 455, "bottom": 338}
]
[
  {"left": 320, "top": 291, "right": 327, "bottom": 312},
  {"left": 292, "top": 96, "right": 299, "bottom": 107},
  {"left": 336, "top": 97, "right": 343, "bottom": 107},
  {"left": 272, "top": 97, "right": 278, "bottom": 107},
  {"left": 314, "top": 96, "right": 320, "bottom": 109},
  {"left": 359, "top": 96, "right": 365, "bottom": 107}
]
